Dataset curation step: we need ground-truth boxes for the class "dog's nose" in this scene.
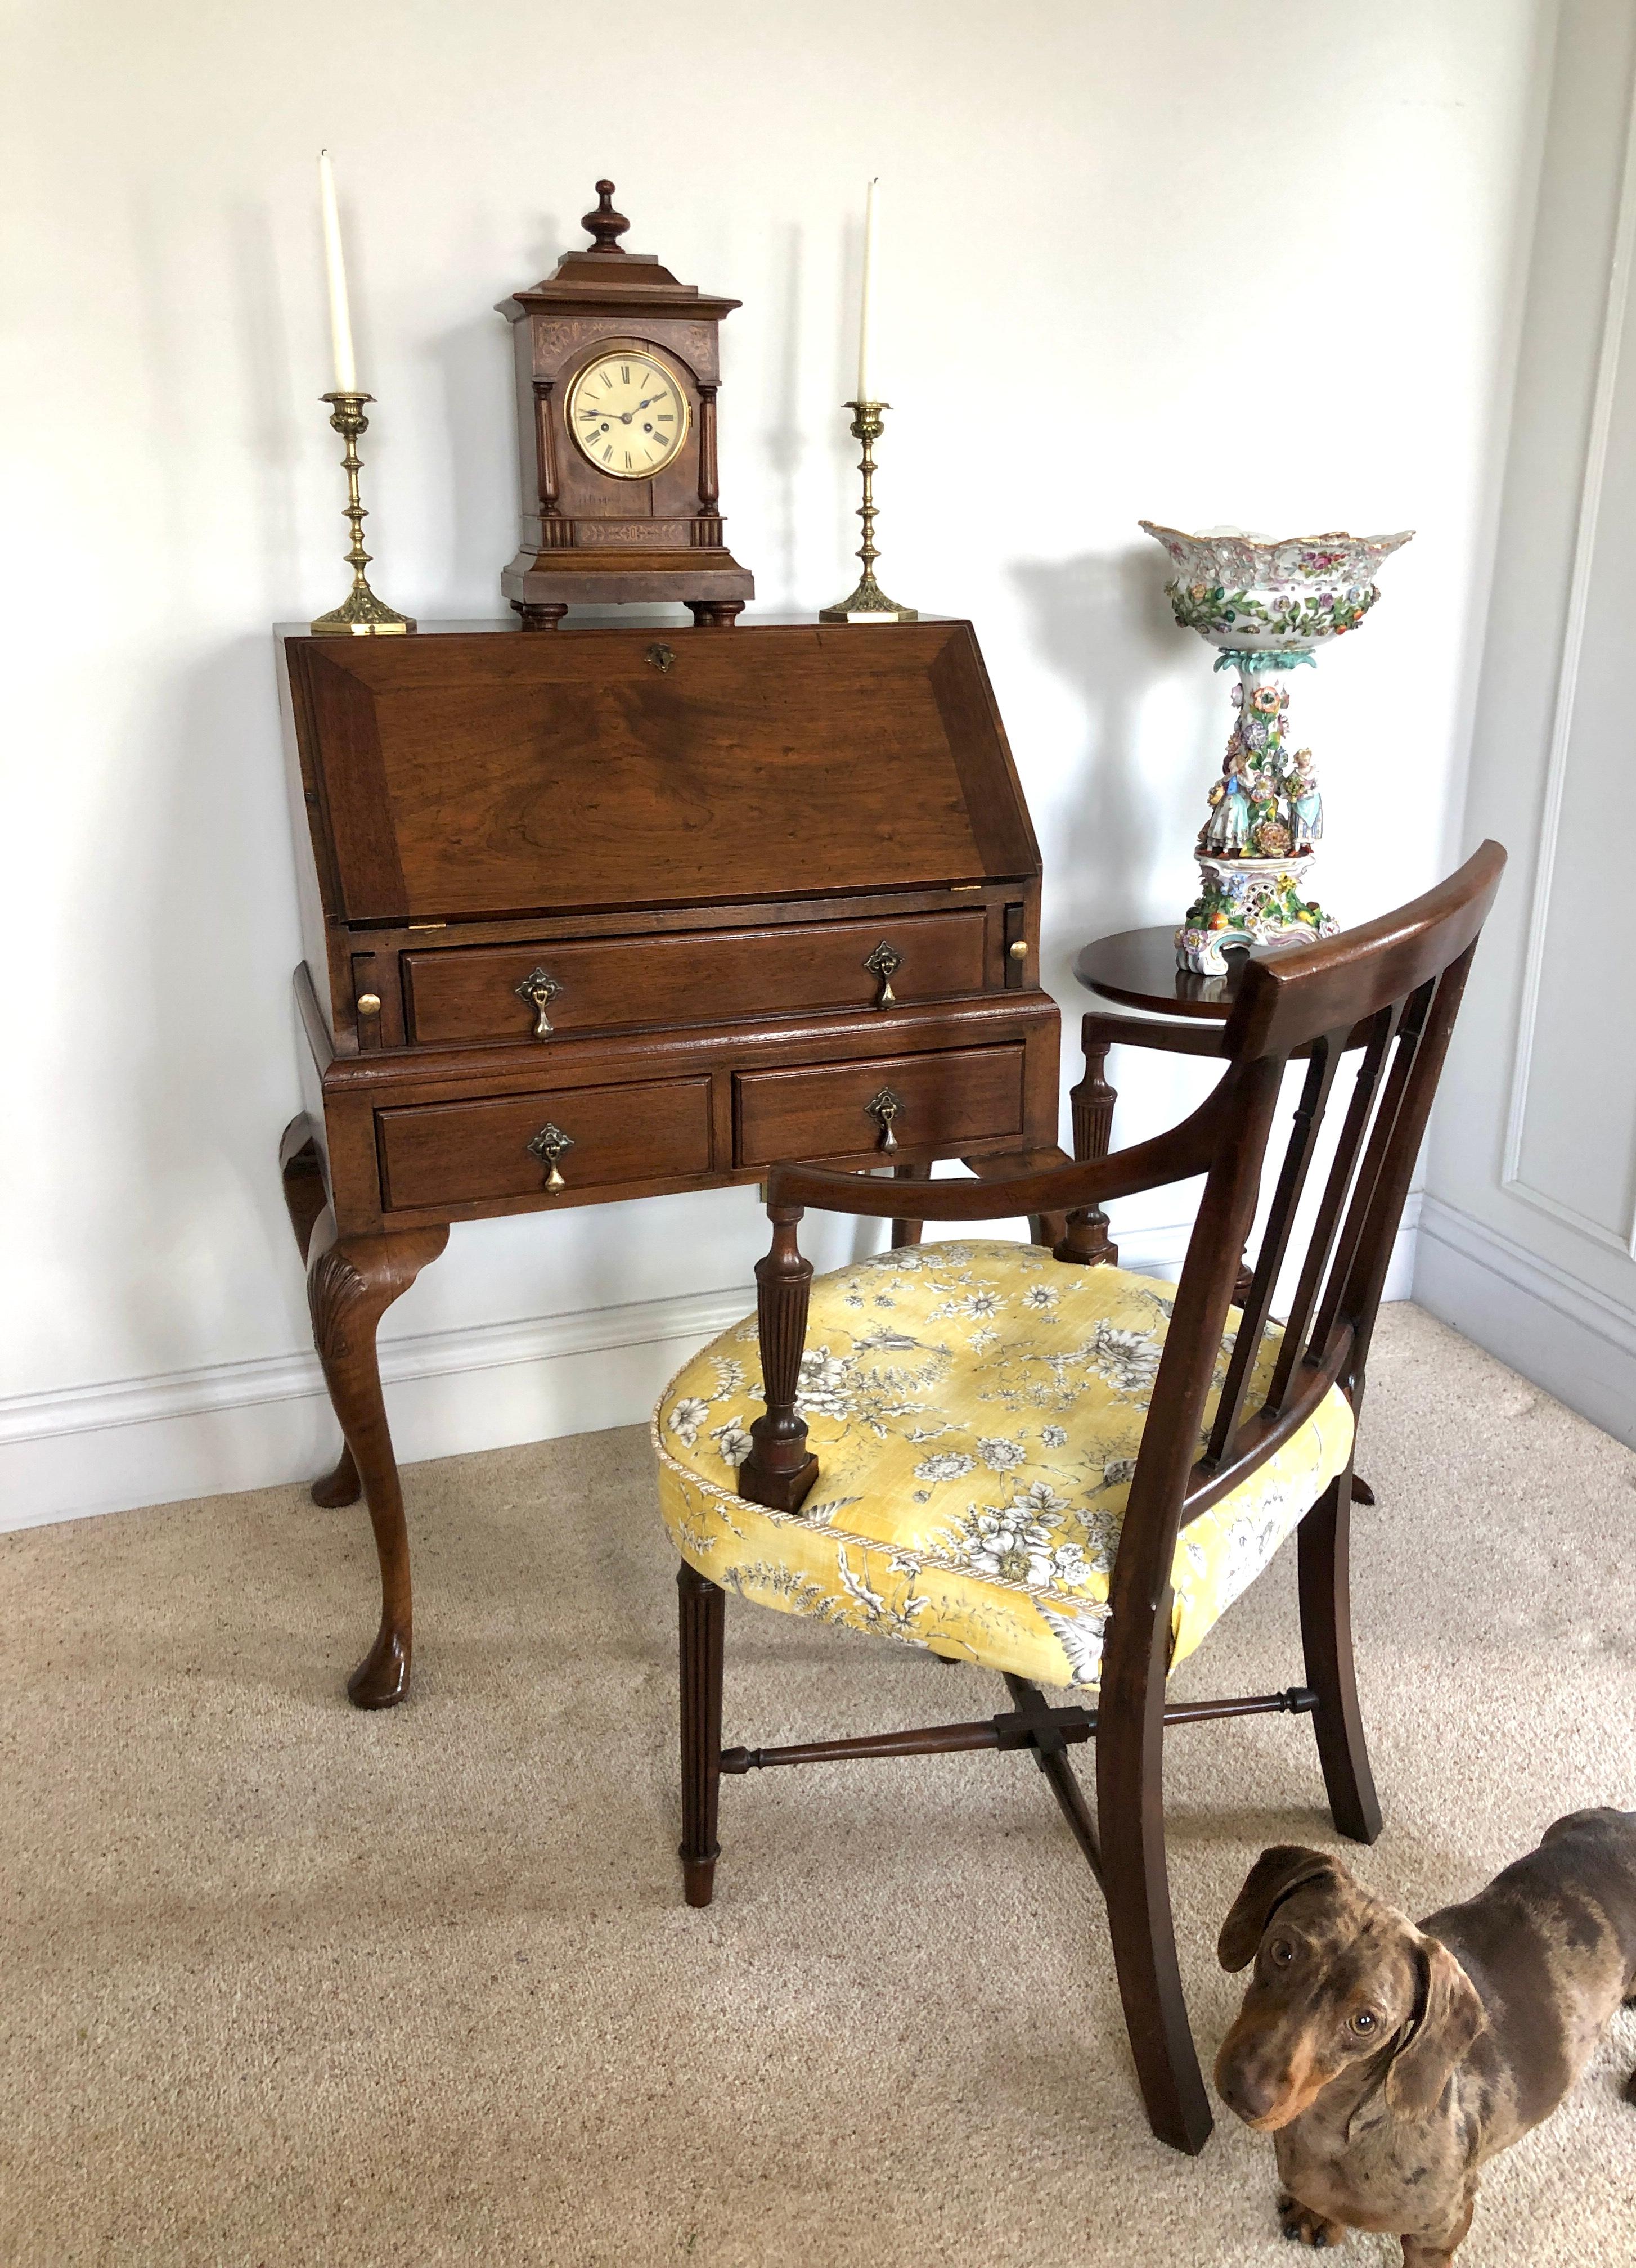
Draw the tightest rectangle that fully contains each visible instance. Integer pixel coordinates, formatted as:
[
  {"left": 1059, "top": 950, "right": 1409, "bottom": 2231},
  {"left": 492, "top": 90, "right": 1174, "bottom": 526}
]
[{"left": 1217, "top": 2066, "right": 1280, "bottom": 2126}]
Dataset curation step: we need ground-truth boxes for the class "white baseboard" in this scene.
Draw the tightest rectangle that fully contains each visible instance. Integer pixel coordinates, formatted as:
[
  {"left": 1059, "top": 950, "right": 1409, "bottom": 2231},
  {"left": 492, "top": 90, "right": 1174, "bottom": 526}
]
[
  {"left": 0, "top": 1204, "right": 1423, "bottom": 1534},
  {"left": 0, "top": 1284, "right": 757, "bottom": 1532},
  {"left": 1414, "top": 1194, "right": 1636, "bottom": 1449}
]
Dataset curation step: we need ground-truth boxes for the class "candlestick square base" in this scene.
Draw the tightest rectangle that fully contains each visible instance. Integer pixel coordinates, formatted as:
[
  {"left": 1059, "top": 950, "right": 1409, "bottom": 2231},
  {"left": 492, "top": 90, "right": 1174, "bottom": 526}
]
[
  {"left": 310, "top": 586, "right": 417, "bottom": 637},
  {"left": 819, "top": 574, "right": 919, "bottom": 624}
]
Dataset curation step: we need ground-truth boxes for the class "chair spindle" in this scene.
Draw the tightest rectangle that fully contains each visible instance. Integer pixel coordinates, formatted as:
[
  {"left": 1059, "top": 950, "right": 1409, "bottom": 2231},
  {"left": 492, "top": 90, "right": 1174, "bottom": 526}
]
[
  {"left": 1205, "top": 1034, "right": 1346, "bottom": 1468},
  {"left": 738, "top": 1206, "right": 819, "bottom": 1513}
]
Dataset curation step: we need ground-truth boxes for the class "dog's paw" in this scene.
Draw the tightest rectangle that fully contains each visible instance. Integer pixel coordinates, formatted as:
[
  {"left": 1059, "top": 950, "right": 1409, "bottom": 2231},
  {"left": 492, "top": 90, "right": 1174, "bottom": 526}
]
[{"left": 1277, "top": 2193, "right": 1347, "bottom": 2248}]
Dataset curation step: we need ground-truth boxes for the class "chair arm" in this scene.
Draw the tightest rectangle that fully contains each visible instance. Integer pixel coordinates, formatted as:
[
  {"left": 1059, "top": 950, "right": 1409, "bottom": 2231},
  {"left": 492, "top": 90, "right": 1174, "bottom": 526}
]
[
  {"left": 739, "top": 1082, "right": 1238, "bottom": 1514},
  {"left": 1080, "top": 1010, "right": 1228, "bottom": 1060},
  {"left": 766, "top": 1073, "right": 1236, "bottom": 1228}
]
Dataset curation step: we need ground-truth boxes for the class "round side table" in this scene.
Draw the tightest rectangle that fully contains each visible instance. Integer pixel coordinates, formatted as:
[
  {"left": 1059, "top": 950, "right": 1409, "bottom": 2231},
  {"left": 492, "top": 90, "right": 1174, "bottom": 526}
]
[{"left": 1072, "top": 924, "right": 1245, "bottom": 1021}]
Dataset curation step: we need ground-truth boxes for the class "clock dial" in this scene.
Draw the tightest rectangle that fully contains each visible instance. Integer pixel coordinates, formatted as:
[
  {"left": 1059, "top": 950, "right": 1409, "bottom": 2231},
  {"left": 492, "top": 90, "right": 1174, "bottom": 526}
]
[{"left": 567, "top": 351, "right": 691, "bottom": 479}]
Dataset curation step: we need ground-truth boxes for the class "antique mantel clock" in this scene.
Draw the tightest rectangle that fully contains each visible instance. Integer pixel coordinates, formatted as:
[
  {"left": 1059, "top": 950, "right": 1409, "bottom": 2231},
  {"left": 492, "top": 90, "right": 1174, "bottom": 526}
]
[{"left": 498, "top": 181, "right": 754, "bottom": 627}]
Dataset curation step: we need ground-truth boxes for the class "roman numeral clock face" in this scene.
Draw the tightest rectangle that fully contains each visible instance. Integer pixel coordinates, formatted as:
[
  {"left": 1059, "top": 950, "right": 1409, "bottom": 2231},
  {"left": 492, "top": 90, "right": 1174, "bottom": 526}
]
[{"left": 567, "top": 352, "right": 690, "bottom": 478}]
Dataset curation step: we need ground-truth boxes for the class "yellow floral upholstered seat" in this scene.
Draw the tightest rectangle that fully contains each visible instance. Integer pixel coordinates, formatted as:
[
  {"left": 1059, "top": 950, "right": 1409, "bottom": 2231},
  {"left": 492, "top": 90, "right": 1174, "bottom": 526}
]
[{"left": 653, "top": 1239, "right": 1355, "bottom": 1694}]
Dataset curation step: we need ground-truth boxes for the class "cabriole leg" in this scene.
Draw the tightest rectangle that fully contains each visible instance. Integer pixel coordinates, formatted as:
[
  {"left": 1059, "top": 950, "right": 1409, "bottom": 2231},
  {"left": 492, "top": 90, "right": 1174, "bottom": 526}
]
[
  {"left": 678, "top": 1560, "right": 725, "bottom": 1907},
  {"left": 304, "top": 1207, "right": 448, "bottom": 1711},
  {"left": 1298, "top": 1461, "right": 1383, "bottom": 1843},
  {"left": 279, "top": 1118, "right": 361, "bottom": 1506}
]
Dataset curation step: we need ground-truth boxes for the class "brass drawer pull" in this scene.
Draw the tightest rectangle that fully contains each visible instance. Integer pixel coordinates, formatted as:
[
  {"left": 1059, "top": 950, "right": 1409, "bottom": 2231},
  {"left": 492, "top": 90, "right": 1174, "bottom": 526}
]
[
  {"left": 514, "top": 966, "right": 563, "bottom": 1039},
  {"left": 527, "top": 1120, "right": 576, "bottom": 1192},
  {"left": 863, "top": 940, "right": 902, "bottom": 1008},
  {"left": 866, "top": 1086, "right": 903, "bottom": 1154}
]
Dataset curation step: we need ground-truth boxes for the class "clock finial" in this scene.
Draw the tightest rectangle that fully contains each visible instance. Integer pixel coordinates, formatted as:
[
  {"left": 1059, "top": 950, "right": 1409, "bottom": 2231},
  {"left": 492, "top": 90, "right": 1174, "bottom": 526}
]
[{"left": 582, "top": 179, "right": 629, "bottom": 256}]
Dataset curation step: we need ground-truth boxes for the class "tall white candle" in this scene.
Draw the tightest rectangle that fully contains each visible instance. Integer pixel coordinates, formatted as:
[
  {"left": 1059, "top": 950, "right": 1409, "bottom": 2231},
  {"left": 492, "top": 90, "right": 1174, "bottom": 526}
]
[
  {"left": 856, "top": 177, "right": 879, "bottom": 402},
  {"left": 317, "top": 150, "right": 358, "bottom": 394}
]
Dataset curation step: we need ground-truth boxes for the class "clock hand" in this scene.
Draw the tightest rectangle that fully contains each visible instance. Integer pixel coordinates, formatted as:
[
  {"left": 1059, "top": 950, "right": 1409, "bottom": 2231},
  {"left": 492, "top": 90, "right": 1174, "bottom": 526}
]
[{"left": 581, "top": 393, "right": 667, "bottom": 426}]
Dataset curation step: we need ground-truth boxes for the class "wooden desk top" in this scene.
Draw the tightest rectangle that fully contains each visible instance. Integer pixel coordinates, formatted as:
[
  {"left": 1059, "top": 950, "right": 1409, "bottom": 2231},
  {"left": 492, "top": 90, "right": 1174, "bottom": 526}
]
[{"left": 1071, "top": 925, "right": 1247, "bottom": 1021}]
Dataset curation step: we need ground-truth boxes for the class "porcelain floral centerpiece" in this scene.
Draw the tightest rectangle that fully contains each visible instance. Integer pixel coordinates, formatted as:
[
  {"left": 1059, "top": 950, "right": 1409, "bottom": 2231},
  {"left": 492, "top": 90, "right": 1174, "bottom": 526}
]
[{"left": 1139, "top": 522, "right": 1413, "bottom": 973}]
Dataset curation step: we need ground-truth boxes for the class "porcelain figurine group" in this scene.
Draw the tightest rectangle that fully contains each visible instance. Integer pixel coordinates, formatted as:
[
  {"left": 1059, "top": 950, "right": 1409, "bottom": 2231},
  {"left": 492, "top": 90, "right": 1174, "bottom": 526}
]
[
  {"left": 1139, "top": 522, "right": 1413, "bottom": 974},
  {"left": 1201, "top": 678, "right": 1323, "bottom": 862}
]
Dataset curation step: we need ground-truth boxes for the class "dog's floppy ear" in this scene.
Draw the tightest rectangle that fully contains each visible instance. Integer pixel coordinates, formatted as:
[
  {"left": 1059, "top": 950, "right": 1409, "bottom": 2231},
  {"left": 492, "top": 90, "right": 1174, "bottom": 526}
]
[
  {"left": 1217, "top": 1845, "right": 1346, "bottom": 1972},
  {"left": 1385, "top": 1932, "right": 1486, "bottom": 2118}
]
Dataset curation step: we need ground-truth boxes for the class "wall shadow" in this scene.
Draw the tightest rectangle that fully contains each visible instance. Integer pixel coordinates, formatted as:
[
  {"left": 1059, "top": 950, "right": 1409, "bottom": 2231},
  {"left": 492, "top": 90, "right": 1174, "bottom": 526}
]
[
  {"left": 1009, "top": 543, "right": 1196, "bottom": 956},
  {"left": 762, "top": 221, "right": 805, "bottom": 608},
  {"left": 431, "top": 210, "right": 563, "bottom": 614}
]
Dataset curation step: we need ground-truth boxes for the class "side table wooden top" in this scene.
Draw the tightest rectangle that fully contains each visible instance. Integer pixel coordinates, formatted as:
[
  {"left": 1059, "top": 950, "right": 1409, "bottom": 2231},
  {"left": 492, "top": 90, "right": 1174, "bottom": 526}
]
[{"left": 1071, "top": 925, "right": 1245, "bottom": 1022}]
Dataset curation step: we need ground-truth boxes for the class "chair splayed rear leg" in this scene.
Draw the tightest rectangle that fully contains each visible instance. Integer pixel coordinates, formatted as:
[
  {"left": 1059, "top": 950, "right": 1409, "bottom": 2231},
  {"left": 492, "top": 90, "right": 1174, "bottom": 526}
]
[
  {"left": 1297, "top": 1460, "right": 1382, "bottom": 1844},
  {"left": 678, "top": 1562, "right": 726, "bottom": 1907},
  {"left": 1095, "top": 1631, "right": 1215, "bottom": 2156}
]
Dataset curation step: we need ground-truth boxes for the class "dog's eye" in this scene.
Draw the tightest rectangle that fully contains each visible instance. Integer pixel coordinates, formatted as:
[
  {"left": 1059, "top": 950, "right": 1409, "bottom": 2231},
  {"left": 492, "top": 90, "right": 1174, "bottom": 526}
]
[
  {"left": 1350, "top": 2010, "right": 1378, "bottom": 2035},
  {"left": 1268, "top": 1938, "right": 1295, "bottom": 1967}
]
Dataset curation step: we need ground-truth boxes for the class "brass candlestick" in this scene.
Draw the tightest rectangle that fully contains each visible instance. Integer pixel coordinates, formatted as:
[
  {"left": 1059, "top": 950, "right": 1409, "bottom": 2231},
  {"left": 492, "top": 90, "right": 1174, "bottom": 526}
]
[
  {"left": 819, "top": 399, "right": 918, "bottom": 622},
  {"left": 310, "top": 392, "right": 416, "bottom": 636}
]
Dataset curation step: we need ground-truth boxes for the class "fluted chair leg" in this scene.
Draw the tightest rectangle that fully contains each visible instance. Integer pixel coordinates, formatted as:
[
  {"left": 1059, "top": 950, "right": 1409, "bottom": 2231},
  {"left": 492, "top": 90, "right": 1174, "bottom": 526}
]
[
  {"left": 1297, "top": 1463, "right": 1383, "bottom": 1844},
  {"left": 678, "top": 1560, "right": 725, "bottom": 1907}
]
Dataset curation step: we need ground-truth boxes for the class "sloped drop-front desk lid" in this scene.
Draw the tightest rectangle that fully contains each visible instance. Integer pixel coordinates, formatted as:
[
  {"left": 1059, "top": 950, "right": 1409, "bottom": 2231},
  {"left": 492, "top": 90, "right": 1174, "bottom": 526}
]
[{"left": 280, "top": 619, "right": 1040, "bottom": 924}]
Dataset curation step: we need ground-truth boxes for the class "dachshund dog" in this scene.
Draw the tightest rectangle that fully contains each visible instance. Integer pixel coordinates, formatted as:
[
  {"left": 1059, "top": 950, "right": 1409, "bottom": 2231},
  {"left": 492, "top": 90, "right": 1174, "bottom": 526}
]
[{"left": 1213, "top": 1812, "right": 1636, "bottom": 2263}]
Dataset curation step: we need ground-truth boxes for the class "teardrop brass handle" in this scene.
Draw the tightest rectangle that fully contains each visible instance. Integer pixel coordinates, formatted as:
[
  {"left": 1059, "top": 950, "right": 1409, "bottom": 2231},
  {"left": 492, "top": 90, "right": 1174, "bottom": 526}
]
[
  {"left": 864, "top": 940, "right": 902, "bottom": 1009},
  {"left": 527, "top": 1121, "right": 576, "bottom": 1192},
  {"left": 645, "top": 642, "right": 676, "bottom": 673},
  {"left": 514, "top": 966, "right": 562, "bottom": 1039},
  {"left": 865, "top": 1086, "right": 903, "bottom": 1154}
]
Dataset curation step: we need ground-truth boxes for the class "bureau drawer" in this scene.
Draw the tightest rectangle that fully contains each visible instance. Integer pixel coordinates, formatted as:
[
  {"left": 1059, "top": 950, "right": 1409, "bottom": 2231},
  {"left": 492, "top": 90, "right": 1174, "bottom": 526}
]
[
  {"left": 401, "top": 910, "right": 989, "bottom": 1046},
  {"left": 734, "top": 1044, "right": 1025, "bottom": 1169},
  {"left": 376, "top": 1077, "right": 712, "bottom": 1210}
]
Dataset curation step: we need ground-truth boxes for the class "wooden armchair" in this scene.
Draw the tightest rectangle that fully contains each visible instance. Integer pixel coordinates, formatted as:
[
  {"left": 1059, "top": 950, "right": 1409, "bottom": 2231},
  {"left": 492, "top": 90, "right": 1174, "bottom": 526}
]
[{"left": 650, "top": 845, "right": 1505, "bottom": 2154}]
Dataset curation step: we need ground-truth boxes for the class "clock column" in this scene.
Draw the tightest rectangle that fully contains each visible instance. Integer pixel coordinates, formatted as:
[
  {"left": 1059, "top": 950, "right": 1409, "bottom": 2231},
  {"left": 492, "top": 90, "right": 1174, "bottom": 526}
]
[{"left": 686, "top": 382, "right": 742, "bottom": 627}]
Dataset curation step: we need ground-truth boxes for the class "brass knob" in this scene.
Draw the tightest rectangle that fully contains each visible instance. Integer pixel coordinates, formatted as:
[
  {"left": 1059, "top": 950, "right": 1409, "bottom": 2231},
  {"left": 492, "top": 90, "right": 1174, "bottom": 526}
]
[
  {"left": 1008, "top": 940, "right": 1028, "bottom": 961},
  {"left": 527, "top": 1121, "right": 576, "bottom": 1192},
  {"left": 865, "top": 1085, "right": 904, "bottom": 1154},
  {"left": 864, "top": 940, "right": 902, "bottom": 1008},
  {"left": 514, "top": 966, "right": 563, "bottom": 1040},
  {"left": 357, "top": 992, "right": 381, "bottom": 1015}
]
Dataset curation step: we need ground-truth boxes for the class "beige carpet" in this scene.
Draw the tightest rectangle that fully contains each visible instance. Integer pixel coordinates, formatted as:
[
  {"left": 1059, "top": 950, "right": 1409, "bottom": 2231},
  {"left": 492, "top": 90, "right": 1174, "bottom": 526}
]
[{"left": 2, "top": 1304, "right": 1634, "bottom": 2268}]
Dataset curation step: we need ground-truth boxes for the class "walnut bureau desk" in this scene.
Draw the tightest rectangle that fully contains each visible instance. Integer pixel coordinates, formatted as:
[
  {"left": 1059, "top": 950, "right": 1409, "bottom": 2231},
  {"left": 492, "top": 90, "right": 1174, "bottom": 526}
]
[{"left": 276, "top": 616, "right": 1062, "bottom": 1708}]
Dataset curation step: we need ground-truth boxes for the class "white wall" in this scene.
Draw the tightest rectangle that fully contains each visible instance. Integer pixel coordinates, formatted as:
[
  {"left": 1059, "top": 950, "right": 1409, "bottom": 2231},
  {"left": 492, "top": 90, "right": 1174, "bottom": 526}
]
[
  {"left": 1418, "top": 0, "right": 1636, "bottom": 1447},
  {"left": 1, "top": 0, "right": 1550, "bottom": 1522}
]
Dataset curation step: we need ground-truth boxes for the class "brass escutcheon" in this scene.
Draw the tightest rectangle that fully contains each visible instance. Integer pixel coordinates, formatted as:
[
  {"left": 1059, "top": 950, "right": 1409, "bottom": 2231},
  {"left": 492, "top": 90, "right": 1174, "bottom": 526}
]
[
  {"left": 864, "top": 940, "right": 902, "bottom": 1008},
  {"left": 865, "top": 1085, "right": 904, "bottom": 1154},
  {"left": 527, "top": 1121, "right": 576, "bottom": 1192},
  {"left": 645, "top": 642, "right": 676, "bottom": 673},
  {"left": 514, "top": 966, "right": 562, "bottom": 1039}
]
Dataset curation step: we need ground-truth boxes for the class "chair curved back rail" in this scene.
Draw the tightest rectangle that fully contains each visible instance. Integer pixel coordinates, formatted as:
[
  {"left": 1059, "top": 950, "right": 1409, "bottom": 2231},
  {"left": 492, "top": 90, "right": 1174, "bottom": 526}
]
[{"left": 744, "top": 843, "right": 1505, "bottom": 1548}]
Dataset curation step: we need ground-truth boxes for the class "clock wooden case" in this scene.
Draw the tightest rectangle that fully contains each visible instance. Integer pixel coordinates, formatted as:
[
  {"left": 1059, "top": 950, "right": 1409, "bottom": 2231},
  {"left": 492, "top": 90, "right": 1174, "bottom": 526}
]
[{"left": 498, "top": 181, "right": 755, "bottom": 627}]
